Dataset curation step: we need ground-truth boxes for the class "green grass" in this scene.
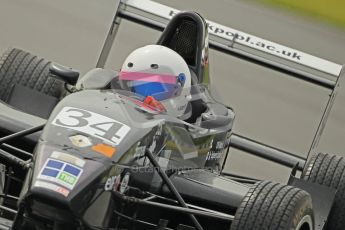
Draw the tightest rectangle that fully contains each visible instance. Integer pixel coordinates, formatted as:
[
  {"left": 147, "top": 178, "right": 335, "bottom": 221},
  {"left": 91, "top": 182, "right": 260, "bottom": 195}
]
[{"left": 259, "top": 0, "right": 345, "bottom": 28}]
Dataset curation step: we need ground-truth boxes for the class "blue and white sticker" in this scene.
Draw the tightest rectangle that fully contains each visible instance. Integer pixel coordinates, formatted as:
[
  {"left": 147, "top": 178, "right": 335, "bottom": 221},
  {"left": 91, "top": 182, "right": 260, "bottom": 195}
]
[{"left": 38, "top": 158, "right": 83, "bottom": 190}]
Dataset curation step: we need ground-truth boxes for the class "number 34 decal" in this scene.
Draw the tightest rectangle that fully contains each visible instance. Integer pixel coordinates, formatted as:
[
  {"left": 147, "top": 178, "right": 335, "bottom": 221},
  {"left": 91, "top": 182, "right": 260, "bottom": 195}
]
[{"left": 52, "top": 107, "right": 130, "bottom": 145}]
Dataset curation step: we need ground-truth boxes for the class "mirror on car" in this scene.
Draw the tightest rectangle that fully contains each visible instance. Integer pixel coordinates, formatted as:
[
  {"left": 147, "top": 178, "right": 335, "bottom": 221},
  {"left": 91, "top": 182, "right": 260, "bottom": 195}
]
[{"left": 49, "top": 63, "right": 80, "bottom": 85}]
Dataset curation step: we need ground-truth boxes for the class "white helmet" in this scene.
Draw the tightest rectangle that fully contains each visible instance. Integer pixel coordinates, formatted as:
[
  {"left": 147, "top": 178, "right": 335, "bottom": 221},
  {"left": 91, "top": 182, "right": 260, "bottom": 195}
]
[{"left": 119, "top": 45, "right": 191, "bottom": 118}]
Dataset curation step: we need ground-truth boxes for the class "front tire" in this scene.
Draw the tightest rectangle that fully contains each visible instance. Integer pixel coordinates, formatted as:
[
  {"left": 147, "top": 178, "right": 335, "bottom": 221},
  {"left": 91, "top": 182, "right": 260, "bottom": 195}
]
[
  {"left": 230, "top": 181, "right": 314, "bottom": 230},
  {"left": 0, "top": 48, "right": 64, "bottom": 101},
  {"left": 302, "top": 152, "right": 345, "bottom": 230}
]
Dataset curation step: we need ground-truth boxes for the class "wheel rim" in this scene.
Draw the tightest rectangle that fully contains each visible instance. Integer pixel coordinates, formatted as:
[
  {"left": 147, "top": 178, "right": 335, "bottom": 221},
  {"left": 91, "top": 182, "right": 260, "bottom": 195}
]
[{"left": 296, "top": 215, "right": 313, "bottom": 230}]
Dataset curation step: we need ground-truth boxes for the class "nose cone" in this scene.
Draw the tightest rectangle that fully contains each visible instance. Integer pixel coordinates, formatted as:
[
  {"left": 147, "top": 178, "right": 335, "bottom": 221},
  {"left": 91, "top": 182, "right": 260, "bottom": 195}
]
[{"left": 27, "top": 143, "right": 107, "bottom": 212}]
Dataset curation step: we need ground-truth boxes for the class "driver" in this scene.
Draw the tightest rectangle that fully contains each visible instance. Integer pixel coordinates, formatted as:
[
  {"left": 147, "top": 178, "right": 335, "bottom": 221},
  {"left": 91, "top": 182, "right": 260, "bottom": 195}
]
[{"left": 118, "top": 45, "right": 192, "bottom": 119}]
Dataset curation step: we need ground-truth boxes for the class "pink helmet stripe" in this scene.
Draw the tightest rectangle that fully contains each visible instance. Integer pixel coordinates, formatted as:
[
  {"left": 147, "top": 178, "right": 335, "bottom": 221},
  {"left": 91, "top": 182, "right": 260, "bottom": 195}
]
[{"left": 119, "top": 71, "right": 177, "bottom": 84}]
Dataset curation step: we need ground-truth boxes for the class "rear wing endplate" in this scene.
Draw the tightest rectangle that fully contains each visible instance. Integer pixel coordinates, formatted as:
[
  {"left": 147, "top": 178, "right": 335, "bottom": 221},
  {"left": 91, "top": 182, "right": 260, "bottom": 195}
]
[{"left": 97, "top": 0, "right": 344, "bottom": 171}]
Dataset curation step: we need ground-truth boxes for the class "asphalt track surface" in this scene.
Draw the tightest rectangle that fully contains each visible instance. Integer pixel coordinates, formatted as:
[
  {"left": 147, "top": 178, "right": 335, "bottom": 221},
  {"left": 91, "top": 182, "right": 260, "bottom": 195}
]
[{"left": 0, "top": 0, "right": 345, "bottom": 182}]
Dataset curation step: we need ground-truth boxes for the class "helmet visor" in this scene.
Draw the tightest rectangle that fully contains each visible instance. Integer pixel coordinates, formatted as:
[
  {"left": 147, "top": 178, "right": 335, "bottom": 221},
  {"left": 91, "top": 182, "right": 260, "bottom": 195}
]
[{"left": 119, "top": 71, "right": 183, "bottom": 101}]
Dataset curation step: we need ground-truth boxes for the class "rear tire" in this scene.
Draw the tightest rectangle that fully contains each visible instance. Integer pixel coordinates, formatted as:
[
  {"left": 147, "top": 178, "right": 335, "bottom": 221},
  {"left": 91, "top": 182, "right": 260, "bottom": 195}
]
[
  {"left": 302, "top": 152, "right": 345, "bottom": 230},
  {"left": 0, "top": 48, "right": 64, "bottom": 101},
  {"left": 230, "top": 181, "right": 314, "bottom": 230}
]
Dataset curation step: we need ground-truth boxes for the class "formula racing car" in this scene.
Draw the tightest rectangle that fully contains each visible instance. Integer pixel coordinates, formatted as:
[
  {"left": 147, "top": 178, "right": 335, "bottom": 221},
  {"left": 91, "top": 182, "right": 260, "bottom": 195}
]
[{"left": 0, "top": 1, "right": 344, "bottom": 230}]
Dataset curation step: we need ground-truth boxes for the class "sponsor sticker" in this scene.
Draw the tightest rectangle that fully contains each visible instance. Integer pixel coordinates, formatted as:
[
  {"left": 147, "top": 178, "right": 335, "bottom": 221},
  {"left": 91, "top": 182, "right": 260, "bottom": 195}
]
[
  {"left": 216, "top": 141, "right": 225, "bottom": 149},
  {"left": 134, "top": 142, "right": 146, "bottom": 158},
  {"left": 91, "top": 143, "right": 116, "bottom": 158},
  {"left": 34, "top": 181, "right": 70, "bottom": 197},
  {"left": 114, "top": 175, "right": 121, "bottom": 192},
  {"left": 38, "top": 158, "right": 83, "bottom": 190},
  {"left": 206, "top": 141, "right": 225, "bottom": 161},
  {"left": 119, "top": 173, "right": 130, "bottom": 194},
  {"left": 69, "top": 135, "right": 92, "bottom": 147},
  {"left": 105, "top": 176, "right": 116, "bottom": 191},
  {"left": 105, "top": 175, "right": 122, "bottom": 192},
  {"left": 51, "top": 151, "right": 85, "bottom": 168},
  {"left": 206, "top": 151, "right": 223, "bottom": 161}
]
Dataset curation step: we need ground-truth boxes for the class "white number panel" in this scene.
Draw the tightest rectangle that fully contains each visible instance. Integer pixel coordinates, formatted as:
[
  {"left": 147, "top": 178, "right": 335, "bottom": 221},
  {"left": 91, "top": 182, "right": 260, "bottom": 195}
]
[{"left": 52, "top": 107, "right": 131, "bottom": 145}]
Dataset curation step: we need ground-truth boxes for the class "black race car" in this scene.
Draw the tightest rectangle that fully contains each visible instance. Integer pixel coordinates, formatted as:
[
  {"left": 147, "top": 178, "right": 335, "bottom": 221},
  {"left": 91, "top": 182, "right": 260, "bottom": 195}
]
[{"left": 0, "top": 1, "right": 344, "bottom": 230}]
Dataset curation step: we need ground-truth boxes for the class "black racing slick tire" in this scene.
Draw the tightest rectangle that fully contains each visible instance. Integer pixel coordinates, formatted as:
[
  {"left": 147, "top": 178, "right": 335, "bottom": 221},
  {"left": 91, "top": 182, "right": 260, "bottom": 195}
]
[
  {"left": 0, "top": 48, "right": 64, "bottom": 101},
  {"left": 302, "top": 152, "right": 345, "bottom": 230},
  {"left": 230, "top": 181, "right": 314, "bottom": 230}
]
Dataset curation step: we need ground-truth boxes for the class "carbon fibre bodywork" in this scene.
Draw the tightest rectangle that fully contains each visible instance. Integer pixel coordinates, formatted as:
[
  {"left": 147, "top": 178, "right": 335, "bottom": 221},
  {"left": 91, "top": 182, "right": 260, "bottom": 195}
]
[{"left": 9, "top": 86, "right": 241, "bottom": 230}]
